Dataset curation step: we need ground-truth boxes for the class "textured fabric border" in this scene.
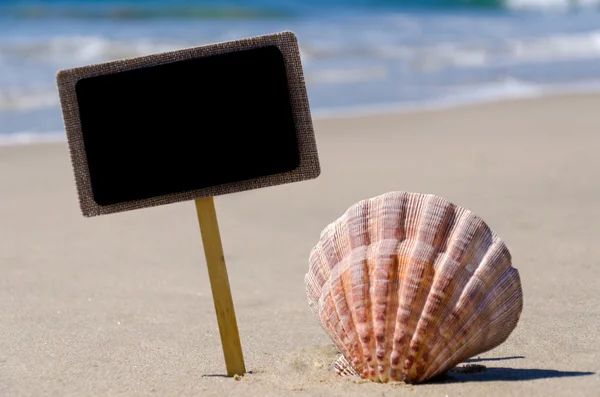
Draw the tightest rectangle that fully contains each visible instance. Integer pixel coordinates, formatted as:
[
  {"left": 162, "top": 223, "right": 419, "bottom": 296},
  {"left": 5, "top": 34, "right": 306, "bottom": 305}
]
[{"left": 56, "top": 30, "right": 320, "bottom": 217}]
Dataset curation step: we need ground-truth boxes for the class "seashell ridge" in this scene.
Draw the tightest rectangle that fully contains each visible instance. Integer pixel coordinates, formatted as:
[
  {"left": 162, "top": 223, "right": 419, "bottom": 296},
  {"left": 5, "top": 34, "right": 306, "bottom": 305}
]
[{"left": 305, "top": 191, "right": 523, "bottom": 384}]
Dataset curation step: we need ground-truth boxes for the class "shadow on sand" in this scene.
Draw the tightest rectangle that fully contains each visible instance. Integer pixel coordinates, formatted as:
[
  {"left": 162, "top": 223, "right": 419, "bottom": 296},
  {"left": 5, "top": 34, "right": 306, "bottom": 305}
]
[
  {"left": 201, "top": 370, "right": 255, "bottom": 378},
  {"left": 200, "top": 357, "right": 595, "bottom": 384},
  {"left": 430, "top": 357, "right": 595, "bottom": 383}
]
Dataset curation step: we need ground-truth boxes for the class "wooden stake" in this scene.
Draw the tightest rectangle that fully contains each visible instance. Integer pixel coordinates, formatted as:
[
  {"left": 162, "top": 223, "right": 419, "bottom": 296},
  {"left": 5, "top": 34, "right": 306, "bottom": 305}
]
[{"left": 194, "top": 197, "right": 246, "bottom": 377}]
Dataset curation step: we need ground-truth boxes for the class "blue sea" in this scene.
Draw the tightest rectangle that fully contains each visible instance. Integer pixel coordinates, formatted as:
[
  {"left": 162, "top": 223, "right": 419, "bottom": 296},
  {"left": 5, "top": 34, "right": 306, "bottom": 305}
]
[{"left": 2, "top": 0, "right": 600, "bottom": 144}]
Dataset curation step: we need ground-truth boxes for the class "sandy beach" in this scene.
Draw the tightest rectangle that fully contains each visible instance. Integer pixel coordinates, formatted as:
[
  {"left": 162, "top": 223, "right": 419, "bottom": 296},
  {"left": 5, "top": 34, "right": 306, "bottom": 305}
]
[{"left": 1, "top": 93, "right": 599, "bottom": 396}]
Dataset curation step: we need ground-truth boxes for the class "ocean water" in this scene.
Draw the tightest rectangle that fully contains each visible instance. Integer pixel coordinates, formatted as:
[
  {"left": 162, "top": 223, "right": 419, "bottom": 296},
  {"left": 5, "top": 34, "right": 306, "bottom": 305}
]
[{"left": 2, "top": 0, "right": 600, "bottom": 144}]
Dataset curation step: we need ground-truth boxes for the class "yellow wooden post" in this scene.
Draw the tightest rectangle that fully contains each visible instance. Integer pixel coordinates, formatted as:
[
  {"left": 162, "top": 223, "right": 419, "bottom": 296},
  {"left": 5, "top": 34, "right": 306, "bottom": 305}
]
[{"left": 194, "top": 197, "right": 246, "bottom": 377}]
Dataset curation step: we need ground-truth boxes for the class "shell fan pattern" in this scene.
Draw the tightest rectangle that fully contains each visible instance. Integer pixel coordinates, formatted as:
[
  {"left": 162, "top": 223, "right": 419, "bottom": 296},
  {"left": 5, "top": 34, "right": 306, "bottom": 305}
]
[{"left": 305, "top": 191, "right": 523, "bottom": 384}]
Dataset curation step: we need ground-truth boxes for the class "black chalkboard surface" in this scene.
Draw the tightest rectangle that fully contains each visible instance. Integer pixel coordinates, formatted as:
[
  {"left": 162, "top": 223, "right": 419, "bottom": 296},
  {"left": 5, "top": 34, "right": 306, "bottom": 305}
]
[
  {"left": 75, "top": 45, "right": 299, "bottom": 207},
  {"left": 57, "top": 31, "right": 320, "bottom": 217}
]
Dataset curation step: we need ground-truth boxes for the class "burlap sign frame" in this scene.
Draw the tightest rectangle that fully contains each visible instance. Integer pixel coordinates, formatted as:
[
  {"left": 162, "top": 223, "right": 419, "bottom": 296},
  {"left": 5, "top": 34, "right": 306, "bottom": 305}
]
[{"left": 56, "top": 30, "right": 320, "bottom": 217}]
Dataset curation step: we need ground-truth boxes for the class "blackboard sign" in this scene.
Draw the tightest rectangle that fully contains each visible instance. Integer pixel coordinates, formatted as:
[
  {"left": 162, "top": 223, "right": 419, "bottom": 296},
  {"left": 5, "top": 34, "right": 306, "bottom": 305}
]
[
  {"left": 55, "top": 31, "right": 321, "bottom": 378},
  {"left": 57, "top": 31, "right": 320, "bottom": 217}
]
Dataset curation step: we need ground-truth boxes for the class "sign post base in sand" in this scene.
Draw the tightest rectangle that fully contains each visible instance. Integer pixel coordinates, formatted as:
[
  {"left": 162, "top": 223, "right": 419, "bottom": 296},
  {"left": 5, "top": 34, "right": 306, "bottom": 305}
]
[
  {"left": 195, "top": 197, "right": 246, "bottom": 376},
  {"left": 56, "top": 31, "right": 320, "bottom": 377}
]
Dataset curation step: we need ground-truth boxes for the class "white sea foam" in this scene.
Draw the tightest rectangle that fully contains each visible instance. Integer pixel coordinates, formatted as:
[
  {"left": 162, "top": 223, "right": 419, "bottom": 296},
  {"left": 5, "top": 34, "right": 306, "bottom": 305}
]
[
  {"left": 505, "top": 0, "right": 600, "bottom": 11},
  {"left": 0, "top": 131, "right": 66, "bottom": 146},
  {"left": 4, "top": 28, "right": 600, "bottom": 70},
  {"left": 371, "top": 30, "right": 600, "bottom": 70},
  {"left": 305, "top": 66, "right": 387, "bottom": 84},
  {"left": 312, "top": 79, "right": 600, "bottom": 119},
  {"left": 0, "top": 87, "right": 58, "bottom": 111},
  {"left": 0, "top": 35, "right": 187, "bottom": 65}
]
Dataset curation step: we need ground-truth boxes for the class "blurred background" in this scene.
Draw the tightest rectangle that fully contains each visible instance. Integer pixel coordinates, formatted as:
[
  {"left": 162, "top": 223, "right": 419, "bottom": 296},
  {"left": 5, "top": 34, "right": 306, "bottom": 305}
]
[{"left": 2, "top": 0, "right": 600, "bottom": 144}]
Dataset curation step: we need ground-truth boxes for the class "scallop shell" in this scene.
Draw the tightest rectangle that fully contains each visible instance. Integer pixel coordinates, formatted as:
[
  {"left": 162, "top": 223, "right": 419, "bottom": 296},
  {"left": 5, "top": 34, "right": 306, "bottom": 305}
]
[{"left": 305, "top": 191, "right": 523, "bottom": 384}]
